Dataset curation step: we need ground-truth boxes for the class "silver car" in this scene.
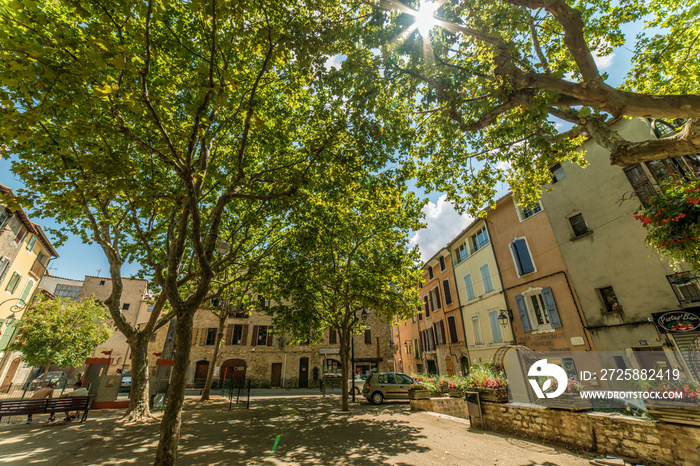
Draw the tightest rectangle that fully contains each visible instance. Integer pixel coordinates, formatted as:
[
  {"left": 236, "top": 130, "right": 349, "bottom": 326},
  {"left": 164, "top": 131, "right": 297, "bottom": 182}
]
[{"left": 362, "top": 372, "right": 414, "bottom": 405}]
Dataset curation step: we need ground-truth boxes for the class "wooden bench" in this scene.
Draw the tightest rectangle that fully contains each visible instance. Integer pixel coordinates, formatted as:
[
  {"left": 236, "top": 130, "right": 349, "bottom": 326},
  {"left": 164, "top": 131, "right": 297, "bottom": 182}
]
[
  {"left": 0, "top": 396, "right": 92, "bottom": 423},
  {"left": 185, "top": 383, "right": 204, "bottom": 395}
]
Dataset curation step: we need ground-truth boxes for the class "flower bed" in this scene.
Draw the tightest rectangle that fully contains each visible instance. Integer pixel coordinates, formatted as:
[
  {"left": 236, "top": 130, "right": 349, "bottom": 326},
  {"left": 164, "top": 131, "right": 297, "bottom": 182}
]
[{"left": 644, "top": 380, "right": 700, "bottom": 426}]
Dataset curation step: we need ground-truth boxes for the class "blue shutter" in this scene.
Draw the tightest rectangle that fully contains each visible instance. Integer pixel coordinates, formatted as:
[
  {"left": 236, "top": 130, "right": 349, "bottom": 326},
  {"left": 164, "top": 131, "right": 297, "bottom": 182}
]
[
  {"left": 541, "top": 287, "right": 562, "bottom": 329},
  {"left": 480, "top": 264, "right": 493, "bottom": 293},
  {"left": 513, "top": 238, "right": 534, "bottom": 275},
  {"left": 464, "top": 274, "right": 475, "bottom": 300},
  {"left": 515, "top": 295, "right": 532, "bottom": 333},
  {"left": 489, "top": 311, "right": 503, "bottom": 343}
]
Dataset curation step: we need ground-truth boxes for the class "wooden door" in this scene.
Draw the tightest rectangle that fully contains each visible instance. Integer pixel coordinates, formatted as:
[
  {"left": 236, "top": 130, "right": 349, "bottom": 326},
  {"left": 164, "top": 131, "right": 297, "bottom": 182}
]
[
  {"left": 271, "top": 363, "right": 282, "bottom": 387},
  {"left": 194, "top": 361, "right": 209, "bottom": 382},
  {"left": 298, "top": 357, "right": 309, "bottom": 388}
]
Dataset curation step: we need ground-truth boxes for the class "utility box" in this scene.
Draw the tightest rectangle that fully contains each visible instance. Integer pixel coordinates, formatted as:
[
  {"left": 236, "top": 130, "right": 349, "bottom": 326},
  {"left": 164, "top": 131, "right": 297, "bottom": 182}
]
[{"left": 464, "top": 391, "right": 482, "bottom": 419}]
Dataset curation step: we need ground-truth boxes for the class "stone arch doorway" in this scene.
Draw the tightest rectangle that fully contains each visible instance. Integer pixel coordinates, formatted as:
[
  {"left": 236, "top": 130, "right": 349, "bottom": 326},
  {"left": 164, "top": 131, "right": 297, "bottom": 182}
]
[
  {"left": 194, "top": 360, "right": 209, "bottom": 383},
  {"left": 220, "top": 359, "right": 247, "bottom": 382}
]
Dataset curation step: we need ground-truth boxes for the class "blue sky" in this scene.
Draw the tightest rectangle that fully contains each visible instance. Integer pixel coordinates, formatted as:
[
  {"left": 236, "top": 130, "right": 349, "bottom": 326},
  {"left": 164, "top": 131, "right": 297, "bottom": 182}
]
[{"left": 1, "top": 19, "right": 643, "bottom": 279}]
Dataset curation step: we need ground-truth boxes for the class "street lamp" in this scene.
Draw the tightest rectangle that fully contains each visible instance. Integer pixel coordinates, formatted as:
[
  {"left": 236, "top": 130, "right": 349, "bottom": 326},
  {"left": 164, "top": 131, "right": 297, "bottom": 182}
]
[
  {"left": 0, "top": 297, "right": 28, "bottom": 323},
  {"left": 498, "top": 309, "right": 511, "bottom": 328}
]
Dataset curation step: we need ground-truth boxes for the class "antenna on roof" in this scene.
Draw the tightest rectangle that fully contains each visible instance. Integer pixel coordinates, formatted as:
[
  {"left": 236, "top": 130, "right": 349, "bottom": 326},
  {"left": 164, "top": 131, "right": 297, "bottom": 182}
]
[{"left": 96, "top": 268, "right": 102, "bottom": 276}]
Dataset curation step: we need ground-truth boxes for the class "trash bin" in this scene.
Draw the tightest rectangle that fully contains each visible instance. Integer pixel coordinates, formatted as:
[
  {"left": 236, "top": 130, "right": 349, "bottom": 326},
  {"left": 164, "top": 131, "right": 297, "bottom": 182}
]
[{"left": 464, "top": 390, "right": 482, "bottom": 419}]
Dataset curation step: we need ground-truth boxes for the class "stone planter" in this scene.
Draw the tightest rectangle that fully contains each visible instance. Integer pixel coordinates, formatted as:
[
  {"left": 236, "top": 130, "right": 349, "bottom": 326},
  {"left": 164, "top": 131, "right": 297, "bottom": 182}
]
[
  {"left": 474, "top": 387, "right": 509, "bottom": 403},
  {"left": 409, "top": 389, "right": 432, "bottom": 400},
  {"left": 645, "top": 400, "right": 700, "bottom": 426},
  {"left": 449, "top": 388, "right": 463, "bottom": 398},
  {"left": 540, "top": 393, "right": 592, "bottom": 411}
]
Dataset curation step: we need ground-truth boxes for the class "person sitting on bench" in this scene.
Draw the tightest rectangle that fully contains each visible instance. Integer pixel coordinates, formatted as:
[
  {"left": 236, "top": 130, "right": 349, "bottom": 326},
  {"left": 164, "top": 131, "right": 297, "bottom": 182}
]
[
  {"left": 26, "top": 381, "right": 55, "bottom": 424},
  {"left": 59, "top": 381, "right": 88, "bottom": 421}
]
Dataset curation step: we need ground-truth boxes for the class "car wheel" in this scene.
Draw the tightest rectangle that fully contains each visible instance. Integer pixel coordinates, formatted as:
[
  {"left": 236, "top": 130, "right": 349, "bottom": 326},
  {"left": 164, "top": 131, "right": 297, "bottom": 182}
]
[
  {"left": 371, "top": 391, "right": 384, "bottom": 405},
  {"left": 350, "top": 387, "right": 361, "bottom": 396}
]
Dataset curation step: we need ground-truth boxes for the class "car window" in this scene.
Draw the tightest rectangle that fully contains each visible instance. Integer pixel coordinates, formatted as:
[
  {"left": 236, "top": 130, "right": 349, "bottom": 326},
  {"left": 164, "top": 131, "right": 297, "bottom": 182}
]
[
  {"left": 377, "top": 374, "right": 395, "bottom": 384},
  {"left": 395, "top": 374, "right": 413, "bottom": 384}
]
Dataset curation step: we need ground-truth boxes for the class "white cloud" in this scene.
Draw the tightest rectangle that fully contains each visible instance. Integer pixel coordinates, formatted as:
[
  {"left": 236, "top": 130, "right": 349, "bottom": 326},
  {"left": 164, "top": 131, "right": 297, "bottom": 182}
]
[
  {"left": 410, "top": 195, "right": 473, "bottom": 262},
  {"left": 324, "top": 55, "right": 342, "bottom": 70},
  {"left": 496, "top": 160, "right": 511, "bottom": 171},
  {"left": 593, "top": 52, "right": 615, "bottom": 71}
]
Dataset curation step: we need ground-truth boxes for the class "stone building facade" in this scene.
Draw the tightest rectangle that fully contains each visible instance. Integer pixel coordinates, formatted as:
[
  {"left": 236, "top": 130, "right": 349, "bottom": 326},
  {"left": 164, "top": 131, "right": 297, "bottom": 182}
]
[{"left": 148, "top": 307, "right": 395, "bottom": 388}]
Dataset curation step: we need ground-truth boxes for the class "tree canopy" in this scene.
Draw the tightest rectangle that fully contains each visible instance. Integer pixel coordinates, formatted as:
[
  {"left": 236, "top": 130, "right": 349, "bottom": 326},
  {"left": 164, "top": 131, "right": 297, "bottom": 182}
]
[
  {"left": 364, "top": 0, "right": 700, "bottom": 212},
  {"left": 9, "top": 296, "right": 111, "bottom": 370}
]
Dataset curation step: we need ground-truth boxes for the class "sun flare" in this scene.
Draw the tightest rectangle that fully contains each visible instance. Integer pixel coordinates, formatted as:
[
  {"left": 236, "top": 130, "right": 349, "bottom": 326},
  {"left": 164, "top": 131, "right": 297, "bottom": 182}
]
[{"left": 413, "top": 0, "right": 439, "bottom": 37}]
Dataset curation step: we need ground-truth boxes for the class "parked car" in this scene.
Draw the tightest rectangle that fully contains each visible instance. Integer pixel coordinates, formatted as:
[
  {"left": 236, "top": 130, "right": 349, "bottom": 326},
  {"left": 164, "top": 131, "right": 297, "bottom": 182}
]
[
  {"left": 119, "top": 371, "right": 132, "bottom": 392},
  {"left": 347, "top": 375, "right": 366, "bottom": 395},
  {"left": 27, "top": 371, "right": 67, "bottom": 390},
  {"left": 362, "top": 372, "right": 414, "bottom": 405}
]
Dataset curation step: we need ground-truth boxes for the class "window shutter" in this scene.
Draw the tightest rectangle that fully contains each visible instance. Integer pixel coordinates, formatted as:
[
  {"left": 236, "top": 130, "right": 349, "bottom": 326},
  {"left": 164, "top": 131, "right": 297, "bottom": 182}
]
[
  {"left": 480, "top": 264, "right": 493, "bottom": 293},
  {"left": 0, "top": 320, "right": 19, "bottom": 351},
  {"left": 489, "top": 311, "right": 503, "bottom": 343},
  {"left": 464, "top": 275, "right": 475, "bottom": 300},
  {"left": 364, "top": 329, "right": 371, "bottom": 344},
  {"left": 439, "top": 321, "right": 446, "bottom": 345},
  {"left": 442, "top": 279, "right": 452, "bottom": 305},
  {"left": 513, "top": 239, "right": 534, "bottom": 275},
  {"left": 226, "top": 324, "right": 233, "bottom": 345},
  {"left": 435, "top": 287, "right": 441, "bottom": 308},
  {"left": 515, "top": 295, "right": 532, "bottom": 333},
  {"left": 251, "top": 325, "right": 259, "bottom": 346},
  {"left": 241, "top": 325, "right": 248, "bottom": 345},
  {"left": 448, "top": 316, "right": 459, "bottom": 343},
  {"left": 14, "top": 226, "right": 26, "bottom": 244},
  {"left": 428, "top": 291, "right": 434, "bottom": 314},
  {"left": 191, "top": 328, "right": 198, "bottom": 345},
  {"left": 199, "top": 329, "right": 207, "bottom": 345},
  {"left": 0, "top": 258, "right": 9, "bottom": 283},
  {"left": 267, "top": 326, "right": 273, "bottom": 346},
  {"left": 541, "top": 287, "right": 562, "bottom": 329}
]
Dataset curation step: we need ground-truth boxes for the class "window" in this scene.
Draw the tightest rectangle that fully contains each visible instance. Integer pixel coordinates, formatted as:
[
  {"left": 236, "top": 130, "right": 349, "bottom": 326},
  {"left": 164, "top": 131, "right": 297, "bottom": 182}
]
[
  {"left": 54, "top": 284, "right": 81, "bottom": 299},
  {"left": 454, "top": 243, "right": 468, "bottom": 264},
  {"left": 26, "top": 235, "right": 36, "bottom": 251},
  {"left": 258, "top": 295, "right": 270, "bottom": 309},
  {"left": 5, "top": 272, "right": 21, "bottom": 293},
  {"left": 229, "top": 324, "right": 244, "bottom": 345},
  {"left": 434, "top": 321, "right": 446, "bottom": 345},
  {"left": 0, "top": 257, "right": 10, "bottom": 284},
  {"left": 423, "top": 296, "right": 430, "bottom": 317},
  {"left": 427, "top": 266, "right": 434, "bottom": 280},
  {"left": 514, "top": 199, "right": 543, "bottom": 221},
  {"left": 413, "top": 338, "right": 420, "bottom": 358},
  {"left": 429, "top": 287, "right": 441, "bottom": 310},
  {"left": 480, "top": 264, "right": 494, "bottom": 293},
  {"left": 515, "top": 287, "right": 562, "bottom": 332},
  {"left": 364, "top": 329, "right": 372, "bottom": 344},
  {"left": 0, "top": 208, "right": 9, "bottom": 229},
  {"left": 550, "top": 163, "right": 565, "bottom": 183},
  {"left": 439, "top": 256, "right": 446, "bottom": 272},
  {"left": 488, "top": 310, "right": 503, "bottom": 343},
  {"left": 205, "top": 328, "right": 217, "bottom": 345},
  {"left": 442, "top": 279, "right": 453, "bottom": 305},
  {"left": 329, "top": 329, "right": 337, "bottom": 344},
  {"left": 99, "top": 280, "right": 106, "bottom": 285},
  {"left": 256, "top": 326, "right": 270, "bottom": 346},
  {"left": 623, "top": 164, "right": 656, "bottom": 205},
  {"left": 510, "top": 238, "right": 535, "bottom": 276},
  {"left": 447, "top": 315, "right": 459, "bottom": 343},
  {"left": 471, "top": 226, "right": 489, "bottom": 252},
  {"left": 569, "top": 213, "right": 590, "bottom": 238},
  {"left": 463, "top": 274, "right": 475, "bottom": 301},
  {"left": 471, "top": 315, "right": 483, "bottom": 345},
  {"left": 122, "top": 303, "right": 130, "bottom": 310},
  {"left": 228, "top": 310, "right": 249, "bottom": 318},
  {"left": 14, "top": 225, "right": 27, "bottom": 245},
  {"left": 598, "top": 286, "right": 622, "bottom": 312}
]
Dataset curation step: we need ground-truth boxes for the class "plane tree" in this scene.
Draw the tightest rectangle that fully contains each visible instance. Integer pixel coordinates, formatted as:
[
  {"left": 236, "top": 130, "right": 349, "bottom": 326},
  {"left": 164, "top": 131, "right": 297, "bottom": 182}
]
[
  {"left": 260, "top": 168, "right": 424, "bottom": 412},
  {"left": 362, "top": 0, "right": 700, "bottom": 212},
  {"left": 0, "top": 1, "right": 408, "bottom": 463}
]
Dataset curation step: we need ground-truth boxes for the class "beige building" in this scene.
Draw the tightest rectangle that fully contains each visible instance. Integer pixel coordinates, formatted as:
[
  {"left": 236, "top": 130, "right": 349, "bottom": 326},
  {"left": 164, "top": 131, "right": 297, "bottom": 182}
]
[
  {"left": 448, "top": 218, "right": 512, "bottom": 364},
  {"left": 149, "top": 307, "right": 395, "bottom": 388},
  {"left": 77, "top": 276, "right": 150, "bottom": 374},
  {"left": 539, "top": 117, "right": 699, "bottom": 373},
  {"left": 0, "top": 185, "right": 58, "bottom": 390}
]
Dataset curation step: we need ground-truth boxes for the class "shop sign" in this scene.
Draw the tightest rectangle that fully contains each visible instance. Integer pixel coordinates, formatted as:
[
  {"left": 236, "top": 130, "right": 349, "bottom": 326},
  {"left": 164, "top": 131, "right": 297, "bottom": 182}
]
[{"left": 652, "top": 309, "right": 700, "bottom": 333}]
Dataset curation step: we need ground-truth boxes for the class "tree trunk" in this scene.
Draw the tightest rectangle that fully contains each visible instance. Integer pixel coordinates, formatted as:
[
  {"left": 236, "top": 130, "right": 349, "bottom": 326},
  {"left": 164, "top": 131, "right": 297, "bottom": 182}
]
[
  {"left": 200, "top": 315, "right": 226, "bottom": 401},
  {"left": 154, "top": 310, "right": 194, "bottom": 466},
  {"left": 121, "top": 333, "right": 153, "bottom": 422},
  {"left": 339, "top": 329, "right": 350, "bottom": 412},
  {"left": 41, "top": 362, "right": 50, "bottom": 384}
]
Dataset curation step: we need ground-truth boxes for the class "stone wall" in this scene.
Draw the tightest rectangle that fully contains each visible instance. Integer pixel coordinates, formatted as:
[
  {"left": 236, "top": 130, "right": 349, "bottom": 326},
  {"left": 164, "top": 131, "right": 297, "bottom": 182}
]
[{"left": 411, "top": 398, "right": 700, "bottom": 466}]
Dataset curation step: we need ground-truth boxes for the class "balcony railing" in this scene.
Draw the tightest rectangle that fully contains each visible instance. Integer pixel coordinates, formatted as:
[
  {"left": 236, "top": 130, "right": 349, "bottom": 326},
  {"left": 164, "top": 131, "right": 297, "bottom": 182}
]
[{"left": 667, "top": 272, "right": 700, "bottom": 304}]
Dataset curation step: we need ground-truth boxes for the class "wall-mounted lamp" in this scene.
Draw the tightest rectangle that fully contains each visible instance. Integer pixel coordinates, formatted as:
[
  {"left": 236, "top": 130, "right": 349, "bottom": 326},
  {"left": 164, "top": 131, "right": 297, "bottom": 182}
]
[{"left": 498, "top": 309, "right": 512, "bottom": 328}]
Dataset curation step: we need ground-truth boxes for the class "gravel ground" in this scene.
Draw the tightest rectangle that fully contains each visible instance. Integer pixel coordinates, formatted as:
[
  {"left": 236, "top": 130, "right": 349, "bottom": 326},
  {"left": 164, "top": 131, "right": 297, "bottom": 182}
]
[{"left": 0, "top": 394, "right": 594, "bottom": 465}]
